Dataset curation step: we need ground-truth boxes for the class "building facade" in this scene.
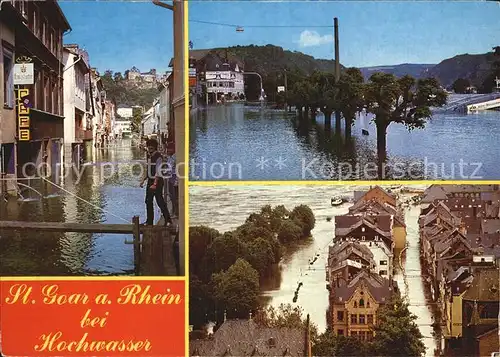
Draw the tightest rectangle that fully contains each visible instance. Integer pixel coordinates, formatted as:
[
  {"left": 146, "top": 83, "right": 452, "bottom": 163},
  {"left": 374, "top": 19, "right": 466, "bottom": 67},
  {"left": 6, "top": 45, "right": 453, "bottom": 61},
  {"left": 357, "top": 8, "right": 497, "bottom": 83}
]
[
  {"left": 0, "top": 0, "right": 71, "bottom": 194},
  {"left": 62, "top": 44, "right": 91, "bottom": 166}
]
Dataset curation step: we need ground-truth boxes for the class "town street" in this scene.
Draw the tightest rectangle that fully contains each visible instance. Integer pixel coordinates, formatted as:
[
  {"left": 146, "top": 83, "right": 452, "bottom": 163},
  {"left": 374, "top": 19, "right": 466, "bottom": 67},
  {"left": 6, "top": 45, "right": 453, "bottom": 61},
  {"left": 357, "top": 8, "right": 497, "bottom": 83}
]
[{"left": 0, "top": 139, "right": 170, "bottom": 276}]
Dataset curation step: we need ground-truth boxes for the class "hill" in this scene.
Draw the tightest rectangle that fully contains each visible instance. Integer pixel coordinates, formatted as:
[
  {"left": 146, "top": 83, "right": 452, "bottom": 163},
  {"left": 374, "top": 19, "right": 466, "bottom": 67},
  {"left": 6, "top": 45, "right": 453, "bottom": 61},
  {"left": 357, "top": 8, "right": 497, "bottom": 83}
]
[
  {"left": 99, "top": 70, "right": 161, "bottom": 109},
  {"left": 426, "top": 51, "right": 499, "bottom": 89},
  {"left": 359, "top": 64, "right": 436, "bottom": 80}
]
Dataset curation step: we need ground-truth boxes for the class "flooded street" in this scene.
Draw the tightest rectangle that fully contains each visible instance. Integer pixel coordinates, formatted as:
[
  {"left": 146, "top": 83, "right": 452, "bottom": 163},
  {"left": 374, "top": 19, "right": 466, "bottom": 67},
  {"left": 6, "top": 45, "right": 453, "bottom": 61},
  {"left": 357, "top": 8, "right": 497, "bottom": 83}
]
[
  {"left": 190, "top": 184, "right": 439, "bottom": 355},
  {"left": 190, "top": 105, "right": 500, "bottom": 180},
  {"left": 0, "top": 139, "right": 165, "bottom": 276}
]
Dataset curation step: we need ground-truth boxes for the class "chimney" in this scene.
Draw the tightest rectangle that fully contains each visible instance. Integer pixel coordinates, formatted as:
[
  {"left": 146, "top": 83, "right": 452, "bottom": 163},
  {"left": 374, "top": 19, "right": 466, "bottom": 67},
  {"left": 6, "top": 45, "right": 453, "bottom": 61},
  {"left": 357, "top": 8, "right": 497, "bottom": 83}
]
[
  {"left": 224, "top": 310, "right": 227, "bottom": 322},
  {"left": 249, "top": 312, "right": 253, "bottom": 320}
]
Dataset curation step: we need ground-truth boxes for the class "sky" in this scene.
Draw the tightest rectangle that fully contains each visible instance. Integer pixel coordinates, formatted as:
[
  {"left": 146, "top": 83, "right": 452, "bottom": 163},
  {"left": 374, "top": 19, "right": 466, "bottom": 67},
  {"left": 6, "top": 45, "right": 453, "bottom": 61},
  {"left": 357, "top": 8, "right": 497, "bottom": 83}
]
[
  {"left": 189, "top": 1, "right": 500, "bottom": 67},
  {"left": 60, "top": 2, "right": 174, "bottom": 74},
  {"left": 59, "top": 1, "right": 500, "bottom": 73}
]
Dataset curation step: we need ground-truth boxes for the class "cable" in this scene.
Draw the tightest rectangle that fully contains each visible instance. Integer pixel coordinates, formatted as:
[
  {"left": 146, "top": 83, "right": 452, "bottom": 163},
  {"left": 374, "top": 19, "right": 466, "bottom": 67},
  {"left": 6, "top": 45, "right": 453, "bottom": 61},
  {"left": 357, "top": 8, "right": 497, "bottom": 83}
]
[
  {"left": 41, "top": 176, "right": 130, "bottom": 223},
  {"left": 190, "top": 19, "right": 333, "bottom": 28}
]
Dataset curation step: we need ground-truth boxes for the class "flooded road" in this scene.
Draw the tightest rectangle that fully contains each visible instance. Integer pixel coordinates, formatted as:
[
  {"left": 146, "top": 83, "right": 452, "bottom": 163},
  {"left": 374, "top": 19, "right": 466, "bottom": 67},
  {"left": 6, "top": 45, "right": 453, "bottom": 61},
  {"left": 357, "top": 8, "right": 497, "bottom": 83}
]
[
  {"left": 189, "top": 184, "right": 439, "bottom": 355},
  {"left": 190, "top": 105, "right": 500, "bottom": 180},
  {"left": 0, "top": 139, "right": 166, "bottom": 276}
]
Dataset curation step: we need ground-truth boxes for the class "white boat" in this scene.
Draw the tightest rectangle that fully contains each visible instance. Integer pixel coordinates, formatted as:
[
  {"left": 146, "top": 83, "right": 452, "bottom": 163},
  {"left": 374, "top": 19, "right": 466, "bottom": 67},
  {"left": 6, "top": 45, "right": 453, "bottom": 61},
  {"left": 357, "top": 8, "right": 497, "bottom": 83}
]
[{"left": 331, "top": 196, "right": 343, "bottom": 206}]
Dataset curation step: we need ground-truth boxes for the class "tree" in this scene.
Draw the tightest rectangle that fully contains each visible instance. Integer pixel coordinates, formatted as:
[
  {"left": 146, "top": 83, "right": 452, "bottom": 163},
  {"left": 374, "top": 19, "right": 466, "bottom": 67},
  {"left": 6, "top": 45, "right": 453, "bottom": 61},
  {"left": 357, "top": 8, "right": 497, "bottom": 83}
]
[
  {"left": 189, "top": 226, "right": 220, "bottom": 277},
  {"left": 277, "top": 220, "right": 302, "bottom": 243},
  {"left": 452, "top": 78, "right": 471, "bottom": 94},
  {"left": 130, "top": 107, "right": 143, "bottom": 134},
  {"left": 493, "top": 46, "right": 500, "bottom": 56},
  {"left": 313, "top": 332, "right": 368, "bottom": 357},
  {"left": 337, "top": 68, "right": 365, "bottom": 139},
  {"left": 211, "top": 258, "right": 260, "bottom": 319},
  {"left": 364, "top": 73, "right": 447, "bottom": 164},
  {"left": 290, "top": 205, "right": 315, "bottom": 237},
  {"left": 370, "top": 295, "right": 426, "bottom": 357},
  {"left": 189, "top": 274, "right": 214, "bottom": 328},
  {"left": 247, "top": 237, "right": 276, "bottom": 276},
  {"left": 204, "top": 233, "right": 249, "bottom": 279},
  {"left": 113, "top": 72, "right": 124, "bottom": 82},
  {"left": 310, "top": 71, "right": 337, "bottom": 124}
]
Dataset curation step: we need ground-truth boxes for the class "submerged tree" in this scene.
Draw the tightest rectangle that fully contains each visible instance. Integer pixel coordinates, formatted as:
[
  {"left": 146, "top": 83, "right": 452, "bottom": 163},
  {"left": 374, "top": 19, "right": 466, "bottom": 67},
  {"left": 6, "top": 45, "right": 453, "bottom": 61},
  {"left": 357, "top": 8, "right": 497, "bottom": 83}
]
[
  {"left": 337, "top": 67, "right": 365, "bottom": 140},
  {"left": 364, "top": 73, "right": 447, "bottom": 164}
]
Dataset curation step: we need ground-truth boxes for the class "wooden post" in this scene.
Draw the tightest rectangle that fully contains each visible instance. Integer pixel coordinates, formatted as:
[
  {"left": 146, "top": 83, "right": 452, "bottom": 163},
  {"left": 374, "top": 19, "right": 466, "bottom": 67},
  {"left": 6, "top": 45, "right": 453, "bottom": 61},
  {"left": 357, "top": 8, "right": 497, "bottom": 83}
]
[{"left": 132, "top": 215, "right": 141, "bottom": 274}]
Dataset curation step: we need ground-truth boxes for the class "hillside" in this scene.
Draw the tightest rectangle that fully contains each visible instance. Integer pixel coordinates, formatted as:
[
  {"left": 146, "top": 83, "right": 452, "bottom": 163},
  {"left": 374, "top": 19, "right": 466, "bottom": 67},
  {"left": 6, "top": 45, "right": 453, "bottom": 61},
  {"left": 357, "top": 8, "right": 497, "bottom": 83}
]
[
  {"left": 100, "top": 70, "right": 160, "bottom": 109},
  {"left": 427, "top": 51, "right": 499, "bottom": 88},
  {"left": 359, "top": 64, "right": 436, "bottom": 80},
  {"left": 217, "top": 44, "right": 344, "bottom": 76}
]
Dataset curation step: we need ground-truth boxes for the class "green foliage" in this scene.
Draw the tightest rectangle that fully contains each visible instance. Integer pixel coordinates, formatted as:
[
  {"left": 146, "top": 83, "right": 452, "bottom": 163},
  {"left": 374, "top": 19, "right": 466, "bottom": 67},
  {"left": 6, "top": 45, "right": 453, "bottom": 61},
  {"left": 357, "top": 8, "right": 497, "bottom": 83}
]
[
  {"left": 277, "top": 220, "right": 303, "bottom": 243},
  {"left": 364, "top": 72, "right": 447, "bottom": 160},
  {"left": 314, "top": 332, "right": 369, "bottom": 357},
  {"left": 254, "top": 303, "right": 317, "bottom": 336},
  {"left": 290, "top": 204, "right": 316, "bottom": 237},
  {"left": 189, "top": 226, "right": 220, "bottom": 277},
  {"left": 370, "top": 296, "right": 426, "bottom": 357},
  {"left": 211, "top": 258, "right": 260, "bottom": 319},
  {"left": 452, "top": 78, "right": 471, "bottom": 93},
  {"left": 100, "top": 69, "right": 159, "bottom": 108},
  {"left": 188, "top": 204, "right": 316, "bottom": 327},
  {"left": 337, "top": 68, "right": 365, "bottom": 137}
]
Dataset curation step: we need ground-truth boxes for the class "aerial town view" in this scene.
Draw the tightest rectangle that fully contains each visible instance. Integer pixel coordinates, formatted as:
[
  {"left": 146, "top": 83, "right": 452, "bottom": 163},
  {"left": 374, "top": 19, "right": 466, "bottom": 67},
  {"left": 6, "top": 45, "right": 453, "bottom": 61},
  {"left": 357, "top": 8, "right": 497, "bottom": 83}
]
[
  {"left": 188, "top": 1, "right": 500, "bottom": 180},
  {"left": 0, "top": 0, "right": 185, "bottom": 276},
  {"left": 189, "top": 184, "right": 500, "bottom": 356}
]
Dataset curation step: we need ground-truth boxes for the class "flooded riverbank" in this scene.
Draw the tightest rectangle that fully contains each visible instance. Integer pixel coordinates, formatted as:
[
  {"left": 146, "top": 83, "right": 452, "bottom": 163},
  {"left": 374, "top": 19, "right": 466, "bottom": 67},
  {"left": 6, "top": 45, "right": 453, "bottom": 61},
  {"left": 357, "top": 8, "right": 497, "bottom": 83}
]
[
  {"left": 189, "top": 184, "right": 440, "bottom": 355},
  {"left": 0, "top": 139, "right": 166, "bottom": 276}
]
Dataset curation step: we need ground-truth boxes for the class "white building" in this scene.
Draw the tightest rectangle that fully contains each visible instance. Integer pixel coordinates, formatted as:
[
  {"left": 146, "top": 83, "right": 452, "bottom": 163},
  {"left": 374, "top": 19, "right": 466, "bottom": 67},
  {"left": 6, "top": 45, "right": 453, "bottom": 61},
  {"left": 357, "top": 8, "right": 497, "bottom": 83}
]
[
  {"left": 114, "top": 119, "right": 132, "bottom": 138},
  {"left": 117, "top": 107, "right": 133, "bottom": 119},
  {"left": 141, "top": 102, "right": 158, "bottom": 137},
  {"left": 63, "top": 44, "right": 92, "bottom": 166},
  {"left": 158, "top": 77, "right": 171, "bottom": 136}
]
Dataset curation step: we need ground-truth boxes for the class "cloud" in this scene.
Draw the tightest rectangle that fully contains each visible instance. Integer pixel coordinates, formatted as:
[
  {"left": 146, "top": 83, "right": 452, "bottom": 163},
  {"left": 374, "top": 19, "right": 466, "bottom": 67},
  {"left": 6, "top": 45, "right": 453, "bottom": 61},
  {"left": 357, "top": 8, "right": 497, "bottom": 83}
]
[{"left": 297, "top": 30, "right": 333, "bottom": 47}]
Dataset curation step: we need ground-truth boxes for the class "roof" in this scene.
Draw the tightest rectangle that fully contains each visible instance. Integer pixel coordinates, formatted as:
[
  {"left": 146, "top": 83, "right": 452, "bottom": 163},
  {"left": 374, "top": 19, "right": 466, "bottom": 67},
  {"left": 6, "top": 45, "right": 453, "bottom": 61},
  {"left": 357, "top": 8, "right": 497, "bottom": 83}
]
[
  {"left": 332, "top": 270, "right": 395, "bottom": 304},
  {"left": 51, "top": 0, "right": 72, "bottom": 31},
  {"left": 462, "top": 268, "right": 500, "bottom": 302},
  {"left": 189, "top": 320, "right": 306, "bottom": 357},
  {"left": 335, "top": 215, "right": 392, "bottom": 239},
  {"left": 348, "top": 199, "right": 406, "bottom": 227},
  {"left": 328, "top": 241, "right": 375, "bottom": 270},
  {"left": 421, "top": 185, "right": 449, "bottom": 203}
]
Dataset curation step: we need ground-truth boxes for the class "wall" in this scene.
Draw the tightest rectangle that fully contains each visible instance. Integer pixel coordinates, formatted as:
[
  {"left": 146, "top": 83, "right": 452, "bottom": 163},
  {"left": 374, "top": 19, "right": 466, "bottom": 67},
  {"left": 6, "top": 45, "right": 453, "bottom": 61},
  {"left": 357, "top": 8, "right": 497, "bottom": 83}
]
[
  {"left": 158, "top": 85, "right": 169, "bottom": 134},
  {"left": 117, "top": 107, "right": 133, "bottom": 118},
  {"left": 360, "top": 242, "right": 393, "bottom": 277},
  {"left": 0, "top": 22, "right": 16, "bottom": 145},
  {"left": 478, "top": 329, "right": 499, "bottom": 357},
  {"left": 62, "top": 50, "right": 76, "bottom": 165},
  {"left": 450, "top": 293, "right": 463, "bottom": 338}
]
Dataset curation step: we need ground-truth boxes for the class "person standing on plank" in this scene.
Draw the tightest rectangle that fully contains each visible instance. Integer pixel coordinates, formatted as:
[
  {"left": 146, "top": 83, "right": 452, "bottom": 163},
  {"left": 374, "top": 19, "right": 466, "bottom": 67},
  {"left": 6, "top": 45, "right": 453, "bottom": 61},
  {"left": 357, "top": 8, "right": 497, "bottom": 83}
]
[{"left": 140, "top": 138, "right": 172, "bottom": 226}]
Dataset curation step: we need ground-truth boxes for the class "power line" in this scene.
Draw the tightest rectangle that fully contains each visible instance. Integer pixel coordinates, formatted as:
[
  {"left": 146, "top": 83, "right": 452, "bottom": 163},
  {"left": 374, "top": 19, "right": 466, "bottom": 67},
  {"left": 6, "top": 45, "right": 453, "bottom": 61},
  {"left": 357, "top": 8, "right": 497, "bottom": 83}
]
[{"left": 190, "top": 19, "right": 333, "bottom": 28}]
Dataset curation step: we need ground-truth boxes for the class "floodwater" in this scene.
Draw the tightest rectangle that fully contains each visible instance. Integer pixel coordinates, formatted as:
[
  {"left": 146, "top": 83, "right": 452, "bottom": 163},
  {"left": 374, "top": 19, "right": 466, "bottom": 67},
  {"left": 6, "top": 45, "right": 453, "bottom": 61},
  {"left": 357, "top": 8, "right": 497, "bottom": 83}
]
[
  {"left": 190, "top": 104, "right": 500, "bottom": 180},
  {"left": 189, "top": 184, "right": 440, "bottom": 356},
  {"left": 0, "top": 139, "right": 168, "bottom": 276}
]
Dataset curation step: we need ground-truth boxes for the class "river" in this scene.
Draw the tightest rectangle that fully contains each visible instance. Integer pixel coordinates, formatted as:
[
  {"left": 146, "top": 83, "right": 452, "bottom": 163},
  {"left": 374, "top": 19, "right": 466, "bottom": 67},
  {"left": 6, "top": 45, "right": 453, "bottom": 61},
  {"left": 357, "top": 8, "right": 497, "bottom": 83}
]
[
  {"left": 190, "top": 105, "right": 500, "bottom": 180},
  {"left": 0, "top": 139, "right": 168, "bottom": 276},
  {"left": 189, "top": 184, "right": 441, "bottom": 356}
]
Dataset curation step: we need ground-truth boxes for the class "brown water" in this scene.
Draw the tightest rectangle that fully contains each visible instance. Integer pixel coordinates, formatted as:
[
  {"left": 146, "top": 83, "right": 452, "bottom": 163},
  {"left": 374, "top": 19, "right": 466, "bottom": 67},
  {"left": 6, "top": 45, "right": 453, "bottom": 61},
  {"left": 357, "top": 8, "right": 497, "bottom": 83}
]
[
  {"left": 189, "top": 184, "right": 441, "bottom": 356},
  {"left": 0, "top": 139, "right": 166, "bottom": 276}
]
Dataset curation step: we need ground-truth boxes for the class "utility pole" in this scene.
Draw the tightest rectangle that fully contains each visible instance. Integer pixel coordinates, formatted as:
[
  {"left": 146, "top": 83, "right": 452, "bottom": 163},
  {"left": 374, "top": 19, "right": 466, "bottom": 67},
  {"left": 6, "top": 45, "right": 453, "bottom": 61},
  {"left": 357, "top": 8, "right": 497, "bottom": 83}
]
[
  {"left": 153, "top": 0, "right": 185, "bottom": 276},
  {"left": 284, "top": 68, "right": 288, "bottom": 111},
  {"left": 334, "top": 17, "right": 341, "bottom": 131}
]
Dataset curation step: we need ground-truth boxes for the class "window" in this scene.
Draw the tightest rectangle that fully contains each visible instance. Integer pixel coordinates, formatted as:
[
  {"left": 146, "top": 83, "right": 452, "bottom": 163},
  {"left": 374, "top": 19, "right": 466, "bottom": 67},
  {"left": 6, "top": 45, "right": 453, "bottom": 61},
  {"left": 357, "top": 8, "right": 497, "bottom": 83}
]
[
  {"left": 337, "top": 329, "right": 344, "bottom": 336},
  {"left": 359, "top": 314, "right": 366, "bottom": 324},
  {"left": 361, "top": 227, "right": 365, "bottom": 232},
  {"left": 367, "top": 331, "right": 374, "bottom": 341},
  {"left": 354, "top": 301, "right": 357, "bottom": 308},
  {"left": 361, "top": 236, "right": 366, "bottom": 241},
  {"left": 359, "top": 331, "right": 366, "bottom": 340},
  {"left": 3, "top": 46, "right": 14, "bottom": 108},
  {"left": 367, "top": 314, "right": 373, "bottom": 324},
  {"left": 337, "top": 311, "right": 344, "bottom": 322},
  {"left": 351, "top": 331, "right": 358, "bottom": 337},
  {"left": 367, "top": 301, "right": 370, "bottom": 308},
  {"left": 380, "top": 260, "right": 387, "bottom": 266},
  {"left": 350, "top": 314, "right": 357, "bottom": 324},
  {"left": 379, "top": 270, "right": 387, "bottom": 276},
  {"left": 375, "top": 235, "right": 379, "bottom": 241},
  {"left": 359, "top": 299, "right": 364, "bottom": 307}
]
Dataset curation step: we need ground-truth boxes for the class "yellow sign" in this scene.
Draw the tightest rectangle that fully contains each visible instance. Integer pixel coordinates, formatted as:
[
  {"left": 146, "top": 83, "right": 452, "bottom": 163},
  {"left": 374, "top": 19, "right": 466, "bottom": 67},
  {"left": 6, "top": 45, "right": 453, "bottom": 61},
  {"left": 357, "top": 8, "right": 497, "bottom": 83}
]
[{"left": 17, "top": 88, "right": 30, "bottom": 141}]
